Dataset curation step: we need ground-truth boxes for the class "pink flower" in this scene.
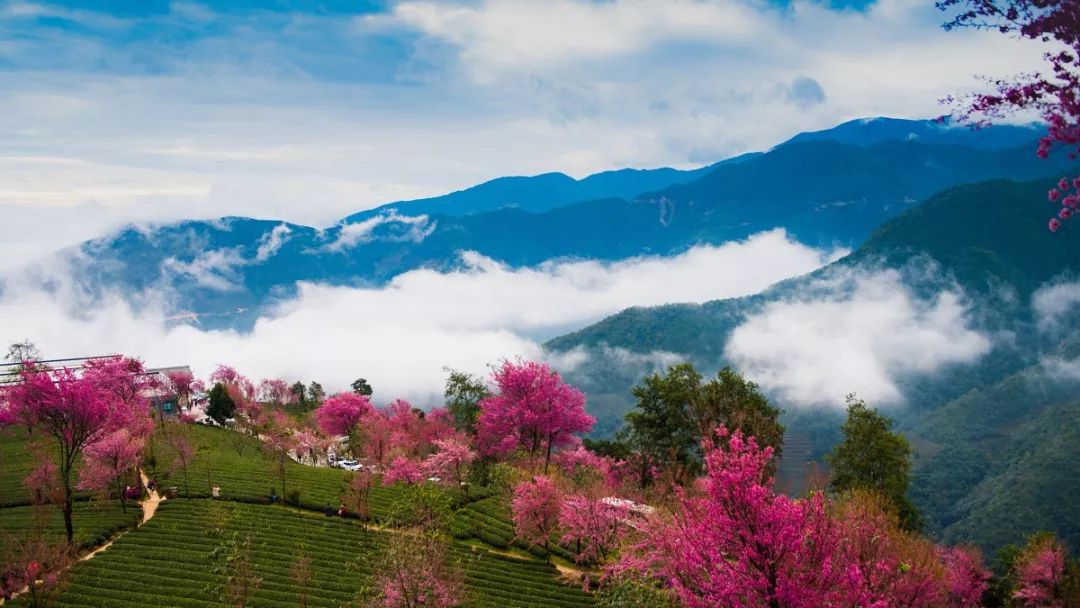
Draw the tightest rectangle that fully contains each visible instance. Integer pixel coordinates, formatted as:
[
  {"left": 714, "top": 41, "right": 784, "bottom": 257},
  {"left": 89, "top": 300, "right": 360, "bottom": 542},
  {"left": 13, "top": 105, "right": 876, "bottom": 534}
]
[
  {"left": 1073, "top": 177, "right": 1080, "bottom": 190},
  {"left": 1060, "top": 208, "right": 1073, "bottom": 219},
  {"left": 1059, "top": 178, "right": 1070, "bottom": 191},
  {"left": 1049, "top": 189, "right": 1061, "bottom": 202},
  {"left": 1050, "top": 218, "right": 1062, "bottom": 232}
]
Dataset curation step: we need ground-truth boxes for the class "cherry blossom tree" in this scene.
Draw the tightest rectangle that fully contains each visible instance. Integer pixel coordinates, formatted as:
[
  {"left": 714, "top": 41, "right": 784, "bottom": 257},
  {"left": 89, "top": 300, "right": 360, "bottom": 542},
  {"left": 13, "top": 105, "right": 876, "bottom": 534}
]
[
  {"left": 1, "top": 360, "right": 153, "bottom": 544},
  {"left": 832, "top": 490, "right": 955, "bottom": 608},
  {"left": 940, "top": 0, "right": 1080, "bottom": 230},
  {"left": 166, "top": 370, "right": 197, "bottom": 410},
  {"left": 262, "top": 411, "right": 298, "bottom": 499},
  {"left": 422, "top": 438, "right": 477, "bottom": 496},
  {"left": 942, "top": 546, "right": 991, "bottom": 608},
  {"left": 314, "top": 392, "right": 374, "bottom": 437},
  {"left": 617, "top": 427, "right": 846, "bottom": 608},
  {"left": 511, "top": 476, "right": 562, "bottom": 551},
  {"left": 166, "top": 423, "right": 196, "bottom": 497},
  {"left": 384, "top": 456, "right": 426, "bottom": 486},
  {"left": 77, "top": 428, "right": 145, "bottom": 513},
  {"left": 359, "top": 409, "right": 393, "bottom": 466},
  {"left": 371, "top": 529, "right": 463, "bottom": 608},
  {"left": 343, "top": 469, "right": 374, "bottom": 524},
  {"left": 293, "top": 429, "right": 330, "bottom": 466},
  {"left": 0, "top": 530, "right": 73, "bottom": 607},
  {"left": 258, "top": 378, "right": 295, "bottom": 407},
  {"left": 477, "top": 360, "right": 594, "bottom": 472},
  {"left": 1013, "top": 534, "right": 1075, "bottom": 607},
  {"left": 558, "top": 495, "right": 628, "bottom": 567}
]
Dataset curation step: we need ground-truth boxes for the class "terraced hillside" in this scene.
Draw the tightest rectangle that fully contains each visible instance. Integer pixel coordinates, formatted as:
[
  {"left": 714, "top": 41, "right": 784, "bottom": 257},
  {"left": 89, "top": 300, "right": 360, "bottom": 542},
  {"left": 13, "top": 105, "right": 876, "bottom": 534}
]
[
  {"left": 146, "top": 424, "right": 473, "bottom": 520},
  {"left": 7, "top": 499, "right": 594, "bottom": 608},
  {"left": 0, "top": 501, "right": 138, "bottom": 549}
]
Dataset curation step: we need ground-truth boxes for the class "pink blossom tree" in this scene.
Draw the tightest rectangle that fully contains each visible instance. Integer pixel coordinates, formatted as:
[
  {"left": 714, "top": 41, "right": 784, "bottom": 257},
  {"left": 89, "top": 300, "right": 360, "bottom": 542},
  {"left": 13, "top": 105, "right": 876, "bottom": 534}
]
[
  {"left": 942, "top": 546, "right": 991, "bottom": 608},
  {"left": 384, "top": 456, "right": 425, "bottom": 486},
  {"left": 511, "top": 475, "right": 562, "bottom": 551},
  {"left": 23, "top": 459, "right": 60, "bottom": 506},
  {"left": 293, "top": 429, "right": 330, "bottom": 466},
  {"left": 262, "top": 411, "right": 298, "bottom": 499},
  {"left": 372, "top": 530, "right": 463, "bottom": 608},
  {"left": 0, "top": 531, "right": 73, "bottom": 607},
  {"left": 166, "top": 423, "right": 196, "bottom": 497},
  {"left": 314, "top": 392, "right": 374, "bottom": 437},
  {"left": 940, "top": 0, "right": 1080, "bottom": 230},
  {"left": 166, "top": 370, "right": 196, "bottom": 410},
  {"left": 258, "top": 378, "right": 295, "bottom": 407},
  {"left": 2, "top": 360, "right": 153, "bottom": 544},
  {"left": 359, "top": 409, "right": 393, "bottom": 466},
  {"left": 78, "top": 428, "right": 145, "bottom": 513},
  {"left": 617, "top": 427, "right": 846, "bottom": 608},
  {"left": 558, "top": 495, "right": 628, "bottom": 567},
  {"left": 477, "top": 360, "right": 594, "bottom": 472},
  {"left": 1013, "top": 534, "right": 1074, "bottom": 607},
  {"left": 422, "top": 438, "right": 477, "bottom": 496}
]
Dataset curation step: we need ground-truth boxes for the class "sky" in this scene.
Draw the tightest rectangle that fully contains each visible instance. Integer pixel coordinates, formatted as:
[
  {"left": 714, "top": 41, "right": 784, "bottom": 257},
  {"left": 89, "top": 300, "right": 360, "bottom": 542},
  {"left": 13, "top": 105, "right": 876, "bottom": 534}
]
[
  {"left": 0, "top": 0, "right": 1047, "bottom": 262},
  {"left": 0, "top": 0, "right": 1049, "bottom": 408}
]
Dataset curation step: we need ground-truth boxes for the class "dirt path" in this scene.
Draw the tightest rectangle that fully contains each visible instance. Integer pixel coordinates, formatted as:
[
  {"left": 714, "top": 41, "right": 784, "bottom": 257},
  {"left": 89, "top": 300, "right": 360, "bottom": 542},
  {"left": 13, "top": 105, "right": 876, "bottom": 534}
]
[
  {"left": 0, "top": 471, "right": 162, "bottom": 606},
  {"left": 138, "top": 469, "right": 164, "bottom": 524}
]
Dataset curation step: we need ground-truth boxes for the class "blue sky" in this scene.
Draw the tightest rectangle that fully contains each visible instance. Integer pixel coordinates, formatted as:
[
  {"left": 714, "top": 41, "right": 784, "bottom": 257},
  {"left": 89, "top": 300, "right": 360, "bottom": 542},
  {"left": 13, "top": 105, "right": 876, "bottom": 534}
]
[{"left": 0, "top": 0, "right": 1042, "bottom": 261}]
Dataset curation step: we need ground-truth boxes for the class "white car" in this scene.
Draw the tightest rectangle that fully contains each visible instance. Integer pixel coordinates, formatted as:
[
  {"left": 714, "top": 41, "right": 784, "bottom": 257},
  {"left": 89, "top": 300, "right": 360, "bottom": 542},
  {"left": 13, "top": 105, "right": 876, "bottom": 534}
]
[{"left": 337, "top": 459, "right": 361, "bottom": 471}]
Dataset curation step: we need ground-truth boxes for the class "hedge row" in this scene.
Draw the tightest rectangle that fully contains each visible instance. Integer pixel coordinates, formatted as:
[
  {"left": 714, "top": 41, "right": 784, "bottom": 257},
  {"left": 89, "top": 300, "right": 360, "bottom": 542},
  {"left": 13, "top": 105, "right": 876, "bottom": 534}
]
[{"left": 0, "top": 501, "right": 139, "bottom": 549}]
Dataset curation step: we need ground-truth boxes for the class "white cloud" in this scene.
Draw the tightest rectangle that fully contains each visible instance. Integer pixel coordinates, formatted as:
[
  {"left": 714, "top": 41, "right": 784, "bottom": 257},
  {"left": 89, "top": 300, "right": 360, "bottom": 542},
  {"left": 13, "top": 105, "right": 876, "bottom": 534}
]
[
  {"left": 161, "top": 248, "right": 247, "bottom": 291},
  {"left": 1032, "top": 280, "right": 1080, "bottom": 332},
  {"left": 255, "top": 224, "right": 293, "bottom": 262},
  {"left": 724, "top": 266, "right": 992, "bottom": 407},
  {"left": 0, "top": 230, "right": 834, "bottom": 405},
  {"left": 324, "top": 212, "right": 436, "bottom": 252}
]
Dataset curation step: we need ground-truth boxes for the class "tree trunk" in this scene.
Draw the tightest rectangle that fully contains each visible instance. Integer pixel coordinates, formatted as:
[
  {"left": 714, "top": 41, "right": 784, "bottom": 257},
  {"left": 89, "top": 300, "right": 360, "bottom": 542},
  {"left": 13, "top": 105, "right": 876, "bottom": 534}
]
[{"left": 63, "top": 486, "right": 74, "bottom": 544}]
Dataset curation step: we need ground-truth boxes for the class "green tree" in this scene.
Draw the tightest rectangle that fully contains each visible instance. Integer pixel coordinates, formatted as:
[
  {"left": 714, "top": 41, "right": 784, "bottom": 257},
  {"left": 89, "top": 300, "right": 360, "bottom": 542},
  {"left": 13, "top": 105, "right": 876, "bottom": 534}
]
[
  {"left": 207, "top": 382, "right": 237, "bottom": 426},
  {"left": 443, "top": 368, "right": 488, "bottom": 434},
  {"left": 621, "top": 363, "right": 702, "bottom": 484},
  {"left": 351, "top": 377, "right": 373, "bottom": 397},
  {"left": 290, "top": 381, "right": 307, "bottom": 407},
  {"left": 696, "top": 367, "right": 785, "bottom": 463},
  {"left": 621, "top": 363, "right": 784, "bottom": 485},
  {"left": 307, "top": 381, "right": 325, "bottom": 405},
  {"left": 828, "top": 395, "right": 921, "bottom": 530}
]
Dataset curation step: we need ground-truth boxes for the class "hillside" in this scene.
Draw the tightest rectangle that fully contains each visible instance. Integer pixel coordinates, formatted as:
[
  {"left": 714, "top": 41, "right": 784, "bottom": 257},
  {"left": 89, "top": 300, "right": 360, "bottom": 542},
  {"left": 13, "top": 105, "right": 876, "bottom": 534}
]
[
  {"left": 69, "top": 124, "right": 1070, "bottom": 330},
  {"left": 546, "top": 174, "right": 1080, "bottom": 553}
]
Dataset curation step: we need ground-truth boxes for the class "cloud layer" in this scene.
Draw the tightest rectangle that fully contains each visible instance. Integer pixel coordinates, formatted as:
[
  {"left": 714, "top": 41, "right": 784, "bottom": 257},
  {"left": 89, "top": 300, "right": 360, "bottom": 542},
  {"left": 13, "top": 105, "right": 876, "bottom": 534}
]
[
  {"left": 0, "top": 230, "right": 836, "bottom": 405},
  {"left": 724, "top": 267, "right": 992, "bottom": 407}
]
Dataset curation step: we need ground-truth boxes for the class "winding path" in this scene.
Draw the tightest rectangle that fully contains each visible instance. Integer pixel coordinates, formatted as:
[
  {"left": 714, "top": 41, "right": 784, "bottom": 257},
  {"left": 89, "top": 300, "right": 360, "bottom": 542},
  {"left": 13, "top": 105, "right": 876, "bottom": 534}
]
[{"left": 0, "top": 470, "right": 164, "bottom": 606}]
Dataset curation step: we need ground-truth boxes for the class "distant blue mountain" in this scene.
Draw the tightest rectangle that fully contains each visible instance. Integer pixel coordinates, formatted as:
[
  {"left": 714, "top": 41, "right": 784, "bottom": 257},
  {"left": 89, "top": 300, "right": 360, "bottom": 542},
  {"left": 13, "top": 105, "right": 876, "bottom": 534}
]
[
  {"left": 779, "top": 116, "right": 1041, "bottom": 150},
  {"left": 340, "top": 159, "right": 761, "bottom": 222},
  {"left": 69, "top": 118, "right": 1064, "bottom": 329}
]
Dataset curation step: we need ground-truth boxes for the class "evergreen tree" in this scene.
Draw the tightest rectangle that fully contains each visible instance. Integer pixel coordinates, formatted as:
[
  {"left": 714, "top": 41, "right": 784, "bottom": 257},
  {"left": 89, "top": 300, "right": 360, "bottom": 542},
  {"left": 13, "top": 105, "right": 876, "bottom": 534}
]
[
  {"left": 351, "top": 378, "right": 373, "bottom": 397},
  {"left": 207, "top": 382, "right": 237, "bottom": 426},
  {"left": 290, "top": 381, "right": 307, "bottom": 407},
  {"left": 307, "top": 381, "right": 325, "bottom": 405},
  {"left": 622, "top": 363, "right": 784, "bottom": 485},
  {"left": 828, "top": 395, "right": 921, "bottom": 530},
  {"left": 443, "top": 368, "right": 488, "bottom": 434}
]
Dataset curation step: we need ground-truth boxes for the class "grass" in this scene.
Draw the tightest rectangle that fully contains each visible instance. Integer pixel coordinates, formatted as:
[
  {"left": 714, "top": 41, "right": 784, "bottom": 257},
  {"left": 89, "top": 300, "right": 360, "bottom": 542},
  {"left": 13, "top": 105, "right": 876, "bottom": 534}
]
[
  {"left": 0, "top": 501, "right": 139, "bottom": 549},
  {"left": 147, "top": 424, "right": 456, "bottom": 520},
  {"left": 9, "top": 499, "right": 594, "bottom": 608}
]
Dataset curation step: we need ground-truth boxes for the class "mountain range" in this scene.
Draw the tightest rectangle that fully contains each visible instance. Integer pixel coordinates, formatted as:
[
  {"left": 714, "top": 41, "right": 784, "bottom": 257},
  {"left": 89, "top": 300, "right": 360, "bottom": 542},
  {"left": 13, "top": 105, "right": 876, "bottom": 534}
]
[{"left": 69, "top": 118, "right": 1063, "bottom": 329}]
